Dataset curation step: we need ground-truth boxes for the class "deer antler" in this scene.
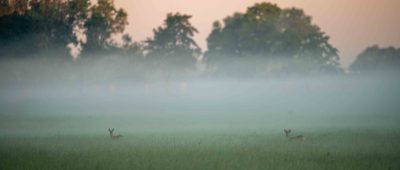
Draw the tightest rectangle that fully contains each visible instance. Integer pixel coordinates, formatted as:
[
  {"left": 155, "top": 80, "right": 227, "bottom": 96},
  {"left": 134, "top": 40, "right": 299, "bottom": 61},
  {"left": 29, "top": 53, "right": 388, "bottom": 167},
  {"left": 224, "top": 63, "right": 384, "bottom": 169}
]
[{"left": 284, "top": 129, "right": 292, "bottom": 136}]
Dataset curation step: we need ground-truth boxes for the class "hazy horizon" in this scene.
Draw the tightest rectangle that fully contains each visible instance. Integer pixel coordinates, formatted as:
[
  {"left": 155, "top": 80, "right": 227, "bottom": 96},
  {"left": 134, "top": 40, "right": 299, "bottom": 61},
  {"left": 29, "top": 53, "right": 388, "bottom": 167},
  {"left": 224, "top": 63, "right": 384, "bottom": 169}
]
[
  {"left": 1, "top": 1, "right": 400, "bottom": 168},
  {"left": 114, "top": 0, "right": 400, "bottom": 68}
]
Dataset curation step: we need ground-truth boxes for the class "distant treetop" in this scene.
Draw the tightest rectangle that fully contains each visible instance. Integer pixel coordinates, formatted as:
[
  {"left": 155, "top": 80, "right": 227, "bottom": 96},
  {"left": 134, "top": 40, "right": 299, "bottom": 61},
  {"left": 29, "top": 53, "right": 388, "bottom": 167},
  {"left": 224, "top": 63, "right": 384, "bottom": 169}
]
[
  {"left": 205, "top": 2, "right": 341, "bottom": 76},
  {"left": 350, "top": 45, "right": 400, "bottom": 73}
]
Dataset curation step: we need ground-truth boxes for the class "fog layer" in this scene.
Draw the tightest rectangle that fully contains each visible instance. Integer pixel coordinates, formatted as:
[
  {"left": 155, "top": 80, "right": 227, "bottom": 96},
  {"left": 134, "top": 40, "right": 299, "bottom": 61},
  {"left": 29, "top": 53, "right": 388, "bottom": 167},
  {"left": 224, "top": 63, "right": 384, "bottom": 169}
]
[{"left": 0, "top": 58, "right": 399, "bottom": 136}]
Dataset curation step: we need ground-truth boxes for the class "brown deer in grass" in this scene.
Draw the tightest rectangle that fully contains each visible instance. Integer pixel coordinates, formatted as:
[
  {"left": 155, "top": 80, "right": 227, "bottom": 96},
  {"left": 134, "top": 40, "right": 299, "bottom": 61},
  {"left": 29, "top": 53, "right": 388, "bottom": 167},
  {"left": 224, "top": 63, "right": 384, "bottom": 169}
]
[
  {"left": 284, "top": 129, "right": 305, "bottom": 141},
  {"left": 108, "top": 128, "right": 123, "bottom": 139}
]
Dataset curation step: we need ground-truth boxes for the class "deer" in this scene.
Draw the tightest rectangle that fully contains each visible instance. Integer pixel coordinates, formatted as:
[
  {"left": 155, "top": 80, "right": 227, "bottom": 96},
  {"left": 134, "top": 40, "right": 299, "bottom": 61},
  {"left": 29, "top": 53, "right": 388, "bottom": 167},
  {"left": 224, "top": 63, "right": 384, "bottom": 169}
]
[
  {"left": 284, "top": 129, "right": 305, "bottom": 141},
  {"left": 108, "top": 128, "right": 123, "bottom": 139}
]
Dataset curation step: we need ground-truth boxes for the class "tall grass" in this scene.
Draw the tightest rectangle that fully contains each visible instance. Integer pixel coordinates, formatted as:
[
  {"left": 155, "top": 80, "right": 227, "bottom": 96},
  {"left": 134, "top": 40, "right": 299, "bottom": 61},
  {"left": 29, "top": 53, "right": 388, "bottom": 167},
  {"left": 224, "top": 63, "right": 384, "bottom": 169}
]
[{"left": 1, "top": 129, "right": 399, "bottom": 170}]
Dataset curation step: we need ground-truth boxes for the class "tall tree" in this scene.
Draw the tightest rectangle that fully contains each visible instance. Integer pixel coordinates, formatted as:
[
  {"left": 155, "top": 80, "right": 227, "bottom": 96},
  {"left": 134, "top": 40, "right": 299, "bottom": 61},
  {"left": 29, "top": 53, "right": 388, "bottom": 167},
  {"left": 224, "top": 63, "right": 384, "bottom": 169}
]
[
  {"left": 0, "top": 0, "right": 90, "bottom": 59},
  {"left": 205, "top": 2, "right": 340, "bottom": 76},
  {"left": 145, "top": 13, "right": 201, "bottom": 74},
  {"left": 350, "top": 45, "right": 400, "bottom": 73},
  {"left": 0, "top": 0, "right": 29, "bottom": 16},
  {"left": 120, "top": 34, "right": 144, "bottom": 57},
  {"left": 0, "top": 2, "right": 34, "bottom": 58},
  {"left": 81, "top": 0, "right": 128, "bottom": 56}
]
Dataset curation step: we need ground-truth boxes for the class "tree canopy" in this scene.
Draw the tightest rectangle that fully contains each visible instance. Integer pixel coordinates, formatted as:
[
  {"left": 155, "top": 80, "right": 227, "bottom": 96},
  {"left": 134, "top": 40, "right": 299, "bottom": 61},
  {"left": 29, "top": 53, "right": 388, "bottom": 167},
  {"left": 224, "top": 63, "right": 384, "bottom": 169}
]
[
  {"left": 350, "top": 45, "right": 400, "bottom": 73},
  {"left": 205, "top": 2, "right": 341, "bottom": 76},
  {"left": 7, "top": 1, "right": 400, "bottom": 78},
  {"left": 81, "top": 0, "right": 128, "bottom": 56},
  {"left": 0, "top": 0, "right": 131, "bottom": 59},
  {"left": 0, "top": 0, "right": 90, "bottom": 58},
  {"left": 145, "top": 13, "right": 201, "bottom": 74}
]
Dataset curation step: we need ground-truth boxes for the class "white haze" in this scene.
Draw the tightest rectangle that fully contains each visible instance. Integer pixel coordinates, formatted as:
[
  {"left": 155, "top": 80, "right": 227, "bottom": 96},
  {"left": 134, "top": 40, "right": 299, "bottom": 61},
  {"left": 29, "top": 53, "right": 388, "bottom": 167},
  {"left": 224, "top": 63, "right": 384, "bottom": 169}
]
[{"left": 0, "top": 56, "right": 399, "bottom": 136}]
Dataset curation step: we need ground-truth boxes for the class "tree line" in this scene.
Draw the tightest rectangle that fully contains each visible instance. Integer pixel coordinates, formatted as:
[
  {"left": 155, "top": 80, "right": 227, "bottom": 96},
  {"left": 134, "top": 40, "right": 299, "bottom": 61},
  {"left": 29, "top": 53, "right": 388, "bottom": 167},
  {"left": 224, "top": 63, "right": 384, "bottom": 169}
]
[{"left": 1, "top": 0, "right": 399, "bottom": 77}]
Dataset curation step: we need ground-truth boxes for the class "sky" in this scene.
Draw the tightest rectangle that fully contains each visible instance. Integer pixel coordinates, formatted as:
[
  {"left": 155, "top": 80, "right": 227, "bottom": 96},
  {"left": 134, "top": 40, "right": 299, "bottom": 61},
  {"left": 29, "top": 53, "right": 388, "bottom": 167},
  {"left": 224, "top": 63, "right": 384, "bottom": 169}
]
[{"left": 114, "top": 0, "right": 400, "bottom": 68}]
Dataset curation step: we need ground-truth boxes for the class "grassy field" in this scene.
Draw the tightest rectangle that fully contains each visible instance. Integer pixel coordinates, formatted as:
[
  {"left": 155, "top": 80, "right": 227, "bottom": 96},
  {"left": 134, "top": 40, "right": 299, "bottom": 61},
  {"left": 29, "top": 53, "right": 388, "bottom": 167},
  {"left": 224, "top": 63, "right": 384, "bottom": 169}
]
[
  {"left": 1, "top": 75, "right": 400, "bottom": 169},
  {"left": 1, "top": 128, "right": 399, "bottom": 170}
]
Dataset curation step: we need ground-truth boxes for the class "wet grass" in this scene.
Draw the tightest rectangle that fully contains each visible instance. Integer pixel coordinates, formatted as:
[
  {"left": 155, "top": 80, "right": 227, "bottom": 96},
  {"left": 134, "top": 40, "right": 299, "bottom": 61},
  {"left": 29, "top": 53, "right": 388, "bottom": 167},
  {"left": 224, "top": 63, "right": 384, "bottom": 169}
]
[{"left": 1, "top": 129, "right": 399, "bottom": 170}]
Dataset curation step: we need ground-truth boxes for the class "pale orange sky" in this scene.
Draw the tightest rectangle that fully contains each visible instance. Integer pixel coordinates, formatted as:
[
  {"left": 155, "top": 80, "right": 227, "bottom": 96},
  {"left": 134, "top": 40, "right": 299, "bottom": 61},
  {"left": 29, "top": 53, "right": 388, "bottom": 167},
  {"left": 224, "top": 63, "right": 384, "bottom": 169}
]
[{"left": 114, "top": 0, "right": 400, "bottom": 68}]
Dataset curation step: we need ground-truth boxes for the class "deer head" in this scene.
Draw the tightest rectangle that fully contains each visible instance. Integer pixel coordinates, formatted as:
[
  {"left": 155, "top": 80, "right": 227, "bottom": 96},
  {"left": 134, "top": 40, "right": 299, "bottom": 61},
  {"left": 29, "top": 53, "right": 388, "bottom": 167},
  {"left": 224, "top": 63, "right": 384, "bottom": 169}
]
[
  {"left": 108, "top": 128, "right": 115, "bottom": 137},
  {"left": 284, "top": 129, "right": 292, "bottom": 137},
  {"left": 108, "top": 128, "right": 123, "bottom": 139}
]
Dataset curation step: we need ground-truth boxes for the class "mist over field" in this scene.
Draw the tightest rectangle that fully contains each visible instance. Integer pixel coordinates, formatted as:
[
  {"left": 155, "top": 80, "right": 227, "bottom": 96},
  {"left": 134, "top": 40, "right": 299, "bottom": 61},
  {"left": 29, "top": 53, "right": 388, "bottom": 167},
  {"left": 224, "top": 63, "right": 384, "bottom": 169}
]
[
  {"left": 1, "top": 1, "right": 400, "bottom": 169},
  {"left": 0, "top": 58, "right": 399, "bottom": 137}
]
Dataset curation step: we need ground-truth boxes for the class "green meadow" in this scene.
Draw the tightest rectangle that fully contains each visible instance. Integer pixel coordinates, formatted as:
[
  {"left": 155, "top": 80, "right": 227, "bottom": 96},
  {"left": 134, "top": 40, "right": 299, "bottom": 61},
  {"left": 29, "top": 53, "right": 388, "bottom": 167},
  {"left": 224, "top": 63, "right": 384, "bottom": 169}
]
[
  {"left": 0, "top": 113, "right": 399, "bottom": 170},
  {"left": 1, "top": 74, "right": 400, "bottom": 170}
]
